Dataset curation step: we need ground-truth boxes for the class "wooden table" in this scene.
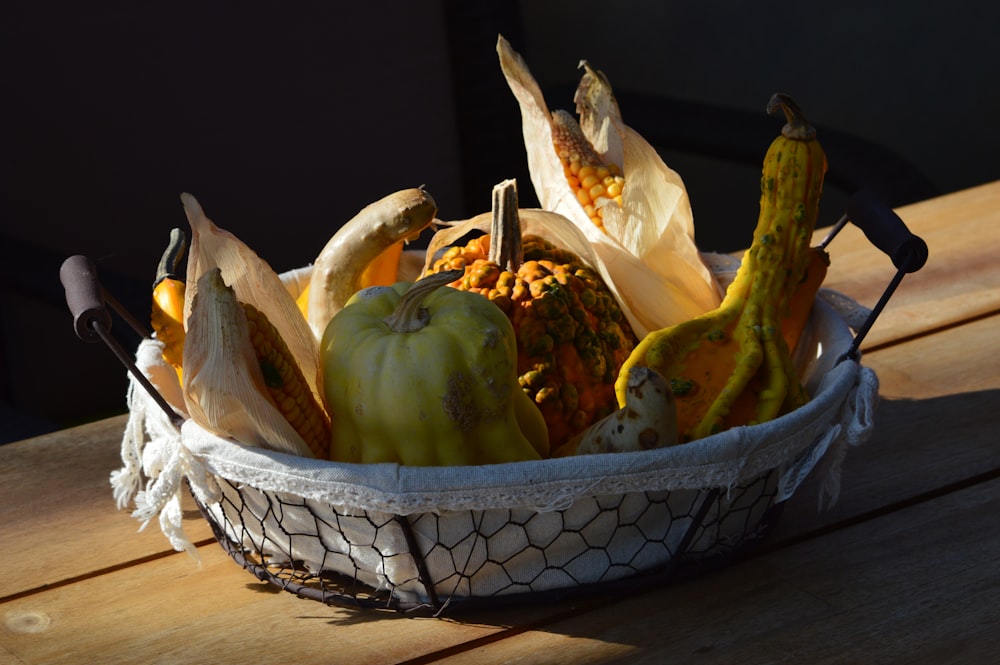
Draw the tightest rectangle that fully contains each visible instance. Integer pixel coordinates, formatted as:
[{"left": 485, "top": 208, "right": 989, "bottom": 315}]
[{"left": 3, "top": 182, "right": 999, "bottom": 664}]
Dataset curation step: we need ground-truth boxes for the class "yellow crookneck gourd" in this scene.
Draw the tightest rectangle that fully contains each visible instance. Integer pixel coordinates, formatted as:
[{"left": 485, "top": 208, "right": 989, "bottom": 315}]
[
  {"left": 321, "top": 270, "right": 550, "bottom": 466},
  {"left": 303, "top": 188, "right": 437, "bottom": 340},
  {"left": 616, "top": 93, "right": 828, "bottom": 443}
]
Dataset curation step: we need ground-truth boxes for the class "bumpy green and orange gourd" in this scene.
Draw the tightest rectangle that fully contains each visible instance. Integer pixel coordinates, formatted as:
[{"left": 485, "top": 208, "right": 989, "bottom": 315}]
[
  {"left": 426, "top": 181, "right": 638, "bottom": 450},
  {"left": 616, "top": 93, "right": 828, "bottom": 442}
]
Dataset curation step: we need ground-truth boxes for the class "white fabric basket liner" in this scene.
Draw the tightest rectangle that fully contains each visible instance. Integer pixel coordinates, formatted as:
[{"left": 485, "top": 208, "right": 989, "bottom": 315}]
[{"left": 115, "top": 290, "right": 879, "bottom": 606}]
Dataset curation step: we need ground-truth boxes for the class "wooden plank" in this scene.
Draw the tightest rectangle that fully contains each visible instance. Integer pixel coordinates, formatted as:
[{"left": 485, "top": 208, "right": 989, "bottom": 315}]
[
  {"left": 0, "top": 416, "right": 214, "bottom": 600},
  {"left": 0, "top": 537, "right": 575, "bottom": 665},
  {"left": 857, "top": 311, "right": 1000, "bottom": 399},
  {"left": 419, "top": 477, "right": 1000, "bottom": 665},
  {"left": 814, "top": 181, "right": 1000, "bottom": 349},
  {"left": 772, "top": 313, "right": 1000, "bottom": 541}
]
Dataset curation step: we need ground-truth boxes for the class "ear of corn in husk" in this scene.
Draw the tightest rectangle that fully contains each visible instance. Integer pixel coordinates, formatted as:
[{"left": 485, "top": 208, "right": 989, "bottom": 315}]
[
  {"left": 496, "top": 36, "right": 722, "bottom": 333},
  {"left": 180, "top": 193, "right": 322, "bottom": 407},
  {"left": 182, "top": 268, "right": 324, "bottom": 458}
]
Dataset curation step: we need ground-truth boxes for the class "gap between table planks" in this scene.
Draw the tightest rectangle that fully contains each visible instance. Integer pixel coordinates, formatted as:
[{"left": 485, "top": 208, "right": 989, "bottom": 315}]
[{"left": 0, "top": 416, "right": 215, "bottom": 601}]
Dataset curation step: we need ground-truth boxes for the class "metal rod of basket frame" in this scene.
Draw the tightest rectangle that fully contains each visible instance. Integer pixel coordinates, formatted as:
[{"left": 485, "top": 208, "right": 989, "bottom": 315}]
[
  {"left": 394, "top": 515, "right": 443, "bottom": 610},
  {"left": 59, "top": 254, "right": 186, "bottom": 429}
]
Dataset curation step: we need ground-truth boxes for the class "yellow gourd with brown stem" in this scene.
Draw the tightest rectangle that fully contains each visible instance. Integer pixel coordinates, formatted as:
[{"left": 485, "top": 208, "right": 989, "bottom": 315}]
[
  {"left": 304, "top": 188, "right": 437, "bottom": 340},
  {"left": 616, "top": 93, "right": 828, "bottom": 442}
]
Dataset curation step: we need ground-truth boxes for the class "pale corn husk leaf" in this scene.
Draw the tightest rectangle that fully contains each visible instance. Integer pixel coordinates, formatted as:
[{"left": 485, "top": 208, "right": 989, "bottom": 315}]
[
  {"left": 182, "top": 268, "right": 314, "bottom": 457},
  {"left": 180, "top": 193, "right": 321, "bottom": 404},
  {"left": 496, "top": 36, "right": 722, "bottom": 326},
  {"left": 572, "top": 60, "right": 624, "bottom": 167},
  {"left": 574, "top": 62, "right": 718, "bottom": 305},
  {"left": 425, "top": 207, "right": 695, "bottom": 338}
]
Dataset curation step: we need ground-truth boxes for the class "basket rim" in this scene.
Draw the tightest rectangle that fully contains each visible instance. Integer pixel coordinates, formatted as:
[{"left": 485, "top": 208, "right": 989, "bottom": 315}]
[{"left": 175, "top": 297, "right": 870, "bottom": 515}]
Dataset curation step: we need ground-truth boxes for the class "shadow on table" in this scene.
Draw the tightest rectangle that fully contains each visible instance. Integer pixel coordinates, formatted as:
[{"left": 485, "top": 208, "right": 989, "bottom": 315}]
[{"left": 773, "top": 388, "right": 1000, "bottom": 542}]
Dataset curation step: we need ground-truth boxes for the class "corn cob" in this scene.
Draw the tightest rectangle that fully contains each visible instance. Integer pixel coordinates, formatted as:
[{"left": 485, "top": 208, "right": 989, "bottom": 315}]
[
  {"left": 242, "top": 301, "right": 331, "bottom": 459},
  {"left": 550, "top": 109, "right": 625, "bottom": 232}
]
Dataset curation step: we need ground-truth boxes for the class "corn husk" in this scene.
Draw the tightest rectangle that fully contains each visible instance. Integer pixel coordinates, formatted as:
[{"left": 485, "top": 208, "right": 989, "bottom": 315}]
[
  {"left": 180, "top": 193, "right": 321, "bottom": 405},
  {"left": 182, "top": 268, "right": 315, "bottom": 457},
  {"left": 496, "top": 36, "right": 722, "bottom": 329}
]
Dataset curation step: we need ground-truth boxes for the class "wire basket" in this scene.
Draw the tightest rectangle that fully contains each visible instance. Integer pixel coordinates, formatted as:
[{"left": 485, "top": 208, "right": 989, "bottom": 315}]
[
  {"left": 58, "top": 245, "right": 889, "bottom": 616},
  {"left": 108, "top": 290, "right": 874, "bottom": 615},
  {"left": 196, "top": 467, "right": 784, "bottom": 613},
  {"left": 63, "top": 186, "right": 931, "bottom": 614},
  {"left": 59, "top": 256, "right": 881, "bottom": 615}
]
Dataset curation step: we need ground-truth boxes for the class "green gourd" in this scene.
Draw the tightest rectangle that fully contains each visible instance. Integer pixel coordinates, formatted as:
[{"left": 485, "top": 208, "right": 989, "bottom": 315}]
[{"left": 320, "top": 270, "right": 549, "bottom": 465}]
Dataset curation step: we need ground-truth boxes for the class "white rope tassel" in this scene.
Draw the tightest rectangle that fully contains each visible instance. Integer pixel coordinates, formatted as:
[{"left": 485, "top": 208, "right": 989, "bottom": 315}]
[
  {"left": 776, "top": 423, "right": 842, "bottom": 504},
  {"left": 113, "top": 338, "right": 220, "bottom": 558},
  {"left": 159, "top": 492, "right": 200, "bottom": 561},
  {"left": 111, "top": 374, "right": 147, "bottom": 509},
  {"left": 132, "top": 421, "right": 220, "bottom": 558},
  {"left": 817, "top": 366, "right": 880, "bottom": 510},
  {"left": 112, "top": 338, "right": 187, "bottom": 509}
]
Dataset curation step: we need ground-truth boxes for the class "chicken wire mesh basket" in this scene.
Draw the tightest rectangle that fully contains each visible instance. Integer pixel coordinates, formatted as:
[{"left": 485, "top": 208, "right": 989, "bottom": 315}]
[
  {"left": 111, "top": 290, "right": 878, "bottom": 615},
  {"left": 196, "top": 464, "right": 783, "bottom": 612}
]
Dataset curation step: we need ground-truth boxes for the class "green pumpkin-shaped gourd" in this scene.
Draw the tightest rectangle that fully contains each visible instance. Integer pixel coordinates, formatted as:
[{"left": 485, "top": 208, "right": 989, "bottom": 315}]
[{"left": 320, "top": 270, "right": 549, "bottom": 465}]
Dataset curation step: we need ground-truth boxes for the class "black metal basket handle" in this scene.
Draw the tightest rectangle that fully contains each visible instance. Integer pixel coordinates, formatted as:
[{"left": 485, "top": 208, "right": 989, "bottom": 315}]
[
  {"left": 819, "top": 189, "right": 929, "bottom": 361},
  {"left": 59, "top": 255, "right": 185, "bottom": 428}
]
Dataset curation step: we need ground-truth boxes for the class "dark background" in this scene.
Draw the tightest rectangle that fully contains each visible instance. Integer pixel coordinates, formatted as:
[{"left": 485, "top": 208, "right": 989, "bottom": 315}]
[{"left": 3, "top": 1, "right": 998, "bottom": 442}]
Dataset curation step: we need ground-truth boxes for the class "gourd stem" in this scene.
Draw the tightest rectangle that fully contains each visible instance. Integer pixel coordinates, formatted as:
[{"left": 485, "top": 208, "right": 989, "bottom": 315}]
[
  {"left": 767, "top": 92, "right": 816, "bottom": 141},
  {"left": 487, "top": 179, "right": 523, "bottom": 272},
  {"left": 154, "top": 227, "right": 188, "bottom": 288},
  {"left": 383, "top": 270, "right": 464, "bottom": 333}
]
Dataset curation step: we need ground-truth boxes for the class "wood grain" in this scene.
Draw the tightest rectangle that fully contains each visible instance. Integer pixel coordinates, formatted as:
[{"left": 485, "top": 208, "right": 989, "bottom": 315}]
[
  {"left": 0, "top": 416, "right": 214, "bottom": 600},
  {"left": 814, "top": 181, "right": 1000, "bottom": 349},
  {"left": 0, "top": 542, "right": 503, "bottom": 665}
]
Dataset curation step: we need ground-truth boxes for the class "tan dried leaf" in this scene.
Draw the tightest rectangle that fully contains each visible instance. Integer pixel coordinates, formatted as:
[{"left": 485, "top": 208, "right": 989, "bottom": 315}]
[
  {"left": 182, "top": 268, "right": 313, "bottom": 457},
  {"left": 180, "top": 193, "right": 321, "bottom": 404},
  {"left": 496, "top": 36, "right": 723, "bottom": 329}
]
